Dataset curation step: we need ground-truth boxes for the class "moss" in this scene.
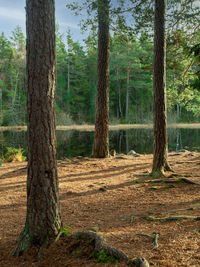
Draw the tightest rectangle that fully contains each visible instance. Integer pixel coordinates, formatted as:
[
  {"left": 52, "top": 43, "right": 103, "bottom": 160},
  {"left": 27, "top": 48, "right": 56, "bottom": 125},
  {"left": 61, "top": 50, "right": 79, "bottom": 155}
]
[
  {"left": 150, "top": 186, "right": 160, "bottom": 190},
  {"left": 176, "top": 178, "right": 186, "bottom": 183},
  {"left": 147, "top": 215, "right": 195, "bottom": 221},
  {"left": 90, "top": 249, "right": 120, "bottom": 264},
  {"left": 151, "top": 169, "right": 165, "bottom": 179},
  {"left": 132, "top": 179, "right": 145, "bottom": 184}
]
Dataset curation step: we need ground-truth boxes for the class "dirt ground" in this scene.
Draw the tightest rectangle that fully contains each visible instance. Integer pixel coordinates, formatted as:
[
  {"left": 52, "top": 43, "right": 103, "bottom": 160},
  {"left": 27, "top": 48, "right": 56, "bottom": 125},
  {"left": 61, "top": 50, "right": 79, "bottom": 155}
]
[{"left": 0, "top": 151, "right": 200, "bottom": 266}]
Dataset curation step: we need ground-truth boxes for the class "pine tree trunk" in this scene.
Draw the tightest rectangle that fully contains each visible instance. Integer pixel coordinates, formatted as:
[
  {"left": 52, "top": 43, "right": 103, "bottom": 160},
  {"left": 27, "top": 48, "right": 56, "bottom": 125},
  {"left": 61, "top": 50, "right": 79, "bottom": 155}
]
[
  {"left": 125, "top": 66, "right": 130, "bottom": 122},
  {"left": 0, "top": 86, "right": 2, "bottom": 125},
  {"left": 93, "top": 0, "right": 110, "bottom": 158},
  {"left": 152, "top": 0, "right": 172, "bottom": 176},
  {"left": 13, "top": 0, "right": 61, "bottom": 256}
]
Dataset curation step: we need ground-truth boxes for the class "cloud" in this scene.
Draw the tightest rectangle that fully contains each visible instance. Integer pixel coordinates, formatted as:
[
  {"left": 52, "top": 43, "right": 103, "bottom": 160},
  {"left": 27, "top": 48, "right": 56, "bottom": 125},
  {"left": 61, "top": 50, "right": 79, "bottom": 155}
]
[
  {"left": 0, "top": 7, "right": 25, "bottom": 21},
  {"left": 59, "top": 21, "right": 80, "bottom": 30}
]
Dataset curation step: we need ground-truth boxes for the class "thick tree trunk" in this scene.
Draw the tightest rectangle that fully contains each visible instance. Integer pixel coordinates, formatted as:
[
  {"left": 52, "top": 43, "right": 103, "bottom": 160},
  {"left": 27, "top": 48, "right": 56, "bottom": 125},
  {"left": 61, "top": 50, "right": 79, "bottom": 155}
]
[
  {"left": 13, "top": 0, "right": 61, "bottom": 256},
  {"left": 152, "top": 0, "right": 172, "bottom": 176},
  {"left": 93, "top": 0, "right": 110, "bottom": 158}
]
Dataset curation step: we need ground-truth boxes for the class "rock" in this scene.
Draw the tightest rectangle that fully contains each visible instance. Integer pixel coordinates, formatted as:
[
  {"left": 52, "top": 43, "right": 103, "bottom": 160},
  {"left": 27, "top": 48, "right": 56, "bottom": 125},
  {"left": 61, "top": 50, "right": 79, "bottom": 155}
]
[
  {"left": 99, "top": 186, "right": 108, "bottom": 192},
  {"left": 188, "top": 153, "right": 195, "bottom": 156},
  {"left": 177, "top": 149, "right": 189, "bottom": 152},
  {"left": 129, "top": 257, "right": 150, "bottom": 267},
  {"left": 128, "top": 150, "right": 137, "bottom": 155},
  {"left": 76, "top": 156, "right": 83, "bottom": 159},
  {"left": 128, "top": 150, "right": 140, "bottom": 157}
]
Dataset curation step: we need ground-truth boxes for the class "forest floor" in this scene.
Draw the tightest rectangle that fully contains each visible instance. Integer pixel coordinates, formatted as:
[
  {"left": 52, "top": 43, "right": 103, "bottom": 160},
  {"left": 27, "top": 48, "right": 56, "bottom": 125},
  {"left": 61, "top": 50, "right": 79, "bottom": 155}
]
[{"left": 0, "top": 151, "right": 200, "bottom": 266}]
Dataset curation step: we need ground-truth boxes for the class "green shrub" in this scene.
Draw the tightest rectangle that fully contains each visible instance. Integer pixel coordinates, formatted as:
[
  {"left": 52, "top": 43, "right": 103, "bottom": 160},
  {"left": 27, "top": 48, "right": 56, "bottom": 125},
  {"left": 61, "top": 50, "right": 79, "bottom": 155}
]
[{"left": 4, "top": 147, "right": 26, "bottom": 162}]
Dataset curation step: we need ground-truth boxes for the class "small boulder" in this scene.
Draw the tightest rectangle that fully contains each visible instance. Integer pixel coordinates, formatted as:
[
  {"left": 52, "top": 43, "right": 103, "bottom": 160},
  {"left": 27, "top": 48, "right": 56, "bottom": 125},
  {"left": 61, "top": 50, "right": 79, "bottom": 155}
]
[
  {"left": 128, "top": 150, "right": 140, "bottom": 157},
  {"left": 99, "top": 186, "right": 108, "bottom": 192},
  {"left": 177, "top": 149, "right": 189, "bottom": 153},
  {"left": 129, "top": 257, "right": 150, "bottom": 267}
]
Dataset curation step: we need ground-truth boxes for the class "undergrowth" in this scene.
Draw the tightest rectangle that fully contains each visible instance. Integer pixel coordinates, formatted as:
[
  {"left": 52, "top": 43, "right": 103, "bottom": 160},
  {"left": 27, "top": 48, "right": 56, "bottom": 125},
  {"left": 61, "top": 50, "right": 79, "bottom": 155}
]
[
  {"left": 90, "top": 249, "right": 120, "bottom": 264},
  {"left": 4, "top": 147, "right": 26, "bottom": 162}
]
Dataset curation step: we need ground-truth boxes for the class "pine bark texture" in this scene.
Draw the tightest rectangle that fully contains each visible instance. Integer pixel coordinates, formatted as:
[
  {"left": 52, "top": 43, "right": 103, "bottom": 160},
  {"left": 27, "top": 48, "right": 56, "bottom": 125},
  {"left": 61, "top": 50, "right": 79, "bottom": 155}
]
[
  {"left": 13, "top": 0, "right": 61, "bottom": 255},
  {"left": 152, "top": 0, "right": 171, "bottom": 175},
  {"left": 93, "top": 0, "right": 110, "bottom": 158}
]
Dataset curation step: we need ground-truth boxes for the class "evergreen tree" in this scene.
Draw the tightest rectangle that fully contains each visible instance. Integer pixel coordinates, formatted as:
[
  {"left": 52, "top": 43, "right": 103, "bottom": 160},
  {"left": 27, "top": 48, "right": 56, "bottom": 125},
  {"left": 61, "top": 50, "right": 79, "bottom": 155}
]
[
  {"left": 13, "top": 0, "right": 61, "bottom": 255},
  {"left": 152, "top": 0, "right": 172, "bottom": 176},
  {"left": 93, "top": 0, "right": 110, "bottom": 157}
]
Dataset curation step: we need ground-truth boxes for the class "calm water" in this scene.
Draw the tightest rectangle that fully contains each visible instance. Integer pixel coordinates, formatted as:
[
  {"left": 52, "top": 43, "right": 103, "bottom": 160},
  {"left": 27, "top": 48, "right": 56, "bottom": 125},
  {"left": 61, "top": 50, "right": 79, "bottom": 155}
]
[{"left": 0, "top": 127, "right": 200, "bottom": 159}]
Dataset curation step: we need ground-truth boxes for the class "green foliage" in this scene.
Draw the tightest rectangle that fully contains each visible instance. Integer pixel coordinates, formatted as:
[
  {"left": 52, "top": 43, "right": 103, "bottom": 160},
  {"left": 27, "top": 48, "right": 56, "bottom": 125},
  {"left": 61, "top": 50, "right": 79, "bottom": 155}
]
[
  {"left": 60, "top": 225, "right": 71, "bottom": 237},
  {"left": 91, "top": 249, "right": 120, "bottom": 264},
  {"left": 0, "top": 159, "right": 3, "bottom": 166},
  {"left": 0, "top": 10, "right": 199, "bottom": 126},
  {"left": 4, "top": 147, "right": 26, "bottom": 162},
  {"left": 55, "top": 225, "right": 71, "bottom": 242}
]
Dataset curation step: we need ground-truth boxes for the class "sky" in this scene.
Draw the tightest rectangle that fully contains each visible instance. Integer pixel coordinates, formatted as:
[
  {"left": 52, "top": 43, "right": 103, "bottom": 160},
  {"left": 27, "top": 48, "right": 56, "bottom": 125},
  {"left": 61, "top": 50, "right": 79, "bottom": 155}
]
[{"left": 0, "top": 0, "right": 87, "bottom": 44}]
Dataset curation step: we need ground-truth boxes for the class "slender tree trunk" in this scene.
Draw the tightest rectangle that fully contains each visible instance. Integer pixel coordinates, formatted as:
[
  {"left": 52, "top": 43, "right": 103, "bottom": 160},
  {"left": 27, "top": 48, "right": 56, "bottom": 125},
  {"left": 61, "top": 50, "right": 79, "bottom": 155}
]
[
  {"left": 13, "top": 0, "right": 61, "bottom": 256},
  {"left": 125, "top": 66, "right": 130, "bottom": 121},
  {"left": 0, "top": 86, "right": 2, "bottom": 125},
  {"left": 116, "top": 67, "right": 122, "bottom": 118},
  {"left": 93, "top": 0, "right": 110, "bottom": 158},
  {"left": 152, "top": 0, "right": 172, "bottom": 176},
  {"left": 67, "top": 54, "right": 70, "bottom": 95}
]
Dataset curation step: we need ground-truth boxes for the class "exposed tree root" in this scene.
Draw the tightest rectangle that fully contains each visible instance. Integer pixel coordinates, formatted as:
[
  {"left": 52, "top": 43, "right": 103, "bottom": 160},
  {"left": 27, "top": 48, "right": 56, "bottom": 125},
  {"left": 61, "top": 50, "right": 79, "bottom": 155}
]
[
  {"left": 148, "top": 177, "right": 198, "bottom": 185},
  {"left": 147, "top": 215, "right": 200, "bottom": 221},
  {"left": 72, "top": 230, "right": 150, "bottom": 266},
  {"left": 134, "top": 232, "right": 160, "bottom": 248},
  {"left": 164, "top": 163, "right": 174, "bottom": 172},
  {"left": 179, "top": 178, "right": 198, "bottom": 184}
]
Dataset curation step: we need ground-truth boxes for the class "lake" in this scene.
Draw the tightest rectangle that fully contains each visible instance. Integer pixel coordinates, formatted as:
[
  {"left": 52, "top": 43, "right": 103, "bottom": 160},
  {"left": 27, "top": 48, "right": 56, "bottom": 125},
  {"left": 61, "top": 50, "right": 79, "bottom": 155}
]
[{"left": 0, "top": 125, "right": 200, "bottom": 159}]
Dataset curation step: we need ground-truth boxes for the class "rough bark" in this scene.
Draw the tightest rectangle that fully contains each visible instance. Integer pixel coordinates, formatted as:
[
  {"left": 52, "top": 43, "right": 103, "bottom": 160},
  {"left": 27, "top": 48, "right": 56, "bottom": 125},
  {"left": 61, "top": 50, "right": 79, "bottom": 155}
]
[
  {"left": 93, "top": 0, "right": 110, "bottom": 158},
  {"left": 152, "top": 0, "right": 172, "bottom": 176},
  {"left": 13, "top": 0, "right": 61, "bottom": 256}
]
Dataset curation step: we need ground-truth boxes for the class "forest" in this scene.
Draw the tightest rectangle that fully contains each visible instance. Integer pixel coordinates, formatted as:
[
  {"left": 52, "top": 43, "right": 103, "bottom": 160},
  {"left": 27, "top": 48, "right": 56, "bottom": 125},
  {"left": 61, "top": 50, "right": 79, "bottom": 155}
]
[{"left": 0, "top": 0, "right": 199, "bottom": 126}]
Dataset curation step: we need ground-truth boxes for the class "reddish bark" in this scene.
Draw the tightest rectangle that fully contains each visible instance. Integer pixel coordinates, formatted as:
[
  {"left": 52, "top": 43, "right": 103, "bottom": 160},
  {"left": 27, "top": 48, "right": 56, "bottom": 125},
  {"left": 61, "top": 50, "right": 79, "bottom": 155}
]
[
  {"left": 93, "top": 0, "right": 110, "bottom": 158},
  {"left": 13, "top": 0, "right": 61, "bottom": 256}
]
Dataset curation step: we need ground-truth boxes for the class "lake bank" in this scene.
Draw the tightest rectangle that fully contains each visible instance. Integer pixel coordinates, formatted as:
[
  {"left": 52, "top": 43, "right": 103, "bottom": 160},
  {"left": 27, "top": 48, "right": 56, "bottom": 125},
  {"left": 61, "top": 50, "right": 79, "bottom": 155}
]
[{"left": 1, "top": 123, "right": 200, "bottom": 132}]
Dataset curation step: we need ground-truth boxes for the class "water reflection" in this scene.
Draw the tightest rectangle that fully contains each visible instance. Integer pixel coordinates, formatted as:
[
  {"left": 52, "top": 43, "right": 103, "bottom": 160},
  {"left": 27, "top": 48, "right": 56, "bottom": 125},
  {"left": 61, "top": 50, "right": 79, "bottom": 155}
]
[{"left": 0, "top": 127, "right": 200, "bottom": 159}]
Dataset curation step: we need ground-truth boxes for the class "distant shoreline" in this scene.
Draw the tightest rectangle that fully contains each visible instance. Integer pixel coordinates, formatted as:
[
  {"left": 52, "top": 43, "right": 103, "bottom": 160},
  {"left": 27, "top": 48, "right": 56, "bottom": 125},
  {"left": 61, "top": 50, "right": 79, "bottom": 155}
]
[{"left": 1, "top": 123, "right": 200, "bottom": 132}]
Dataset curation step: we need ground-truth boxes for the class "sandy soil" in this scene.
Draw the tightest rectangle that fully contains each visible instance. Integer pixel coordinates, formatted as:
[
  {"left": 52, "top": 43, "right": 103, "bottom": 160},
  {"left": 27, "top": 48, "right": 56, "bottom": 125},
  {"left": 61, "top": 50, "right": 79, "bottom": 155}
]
[{"left": 0, "top": 151, "right": 200, "bottom": 266}]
